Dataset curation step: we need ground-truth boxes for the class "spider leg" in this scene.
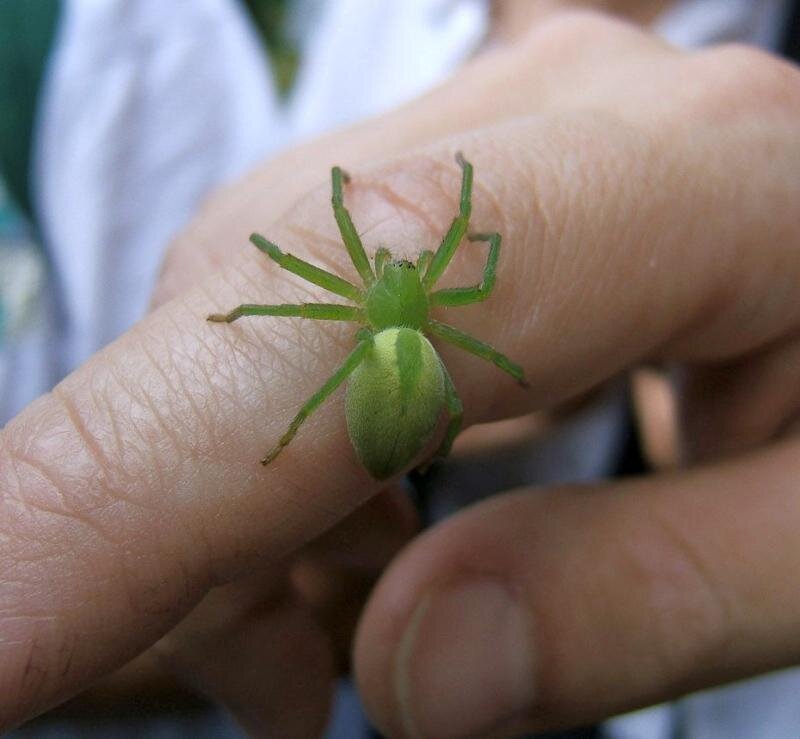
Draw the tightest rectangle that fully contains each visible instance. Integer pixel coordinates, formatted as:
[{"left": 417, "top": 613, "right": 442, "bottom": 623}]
[
  {"left": 250, "top": 234, "right": 363, "bottom": 302},
  {"left": 427, "top": 318, "right": 528, "bottom": 386},
  {"left": 374, "top": 247, "right": 391, "bottom": 277},
  {"left": 419, "top": 361, "right": 463, "bottom": 474},
  {"left": 421, "top": 152, "right": 473, "bottom": 289},
  {"left": 262, "top": 336, "right": 373, "bottom": 465},
  {"left": 331, "top": 167, "right": 375, "bottom": 287},
  {"left": 416, "top": 249, "right": 434, "bottom": 280},
  {"left": 429, "top": 232, "right": 500, "bottom": 307},
  {"left": 207, "top": 304, "right": 363, "bottom": 324}
]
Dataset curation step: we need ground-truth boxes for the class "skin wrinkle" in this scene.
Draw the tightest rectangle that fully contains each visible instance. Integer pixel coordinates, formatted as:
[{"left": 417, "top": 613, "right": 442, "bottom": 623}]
[
  {"left": 8, "top": 611, "right": 73, "bottom": 725},
  {"left": 129, "top": 336, "right": 208, "bottom": 465},
  {"left": 57, "top": 633, "right": 76, "bottom": 678},
  {"left": 284, "top": 222, "right": 351, "bottom": 261},
  {"left": 0, "top": 441, "right": 38, "bottom": 552},
  {"left": 0, "top": 512, "right": 74, "bottom": 578},
  {"left": 193, "top": 501, "right": 249, "bottom": 589},
  {"left": 93, "top": 388, "right": 133, "bottom": 494},
  {"left": 205, "top": 259, "right": 358, "bottom": 376},
  {"left": 50, "top": 387, "right": 115, "bottom": 484},
  {"left": 92, "top": 346, "right": 178, "bottom": 469},
  {"left": 4, "top": 450, "right": 119, "bottom": 550},
  {"left": 206, "top": 335, "right": 285, "bottom": 423},
  {"left": 361, "top": 154, "right": 459, "bottom": 236},
  {"left": 121, "top": 550, "right": 198, "bottom": 619},
  {"left": 279, "top": 167, "right": 451, "bottom": 281},
  {"left": 84, "top": 401, "right": 223, "bottom": 600},
  {"left": 109, "top": 393, "right": 169, "bottom": 502},
  {"left": 631, "top": 509, "right": 732, "bottom": 694},
  {"left": 7, "top": 473, "right": 171, "bottom": 663},
  {"left": 359, "top": 155, "right": 494, "bottom": 275},
  {"left": 642, "top": 505, "right": 736, "bottom": 688},
  {"left": 20, "top": 634, "right": 46, "bottom": 706},
  {"left": 132, "top": 320, "right": 214, "bottom": 446},
  {"left": 203, "top": 348, "right": 271, "bottom": 427},
  {"left": 2, "top": 337, "right": 225, "bottom": 691},
  {"left": 357, "top": 180, "right": 442, "bottom": 239},
  {"left": 552, "top": 113, "right": 748, "bottom": 370},
  {"left": 158, "top": 338, "right": 231, "bottom": 459},
  {"left": 185, "top": 286, "right": 318, "bottom": 429},
  {"left": 558, "top": 128, "right": 664, "bottom": 340},
  {"left": 97, "top": 367, "right": 177, "bottom": 503}
]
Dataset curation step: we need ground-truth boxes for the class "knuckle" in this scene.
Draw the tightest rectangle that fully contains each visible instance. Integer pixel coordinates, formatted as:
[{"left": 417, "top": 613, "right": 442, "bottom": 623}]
[
  {"left": 621, "top": 512, "right": 734, "bottom": 688},
  {"left": 522, "top": 10, "right": 651, "bottom": 61},
  {"left": 330, "top": 154, "right": 467, "bottom": 265},
  {"left": 686, "top": 44, "right": 800, "bottom": 118}
]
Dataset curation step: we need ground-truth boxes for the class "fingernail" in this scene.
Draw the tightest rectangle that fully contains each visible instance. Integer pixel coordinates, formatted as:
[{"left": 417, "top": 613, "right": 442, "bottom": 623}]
[{"left": 394, "top": 579, "right": 536, "bottom": 739}]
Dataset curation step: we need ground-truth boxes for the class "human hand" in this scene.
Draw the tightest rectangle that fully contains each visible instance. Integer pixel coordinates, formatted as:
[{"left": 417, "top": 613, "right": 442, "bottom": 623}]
[
  {"left": 2, "top": 6, "right": 800, "bottom": 739},
  {"left": 345, "top": 13, "right": 800, "bottom": 739}
]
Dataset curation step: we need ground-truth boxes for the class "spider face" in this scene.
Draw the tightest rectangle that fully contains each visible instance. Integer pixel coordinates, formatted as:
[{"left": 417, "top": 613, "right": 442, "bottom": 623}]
[{"left": 364, "top": 258, "right": 429, "bottom": 331}]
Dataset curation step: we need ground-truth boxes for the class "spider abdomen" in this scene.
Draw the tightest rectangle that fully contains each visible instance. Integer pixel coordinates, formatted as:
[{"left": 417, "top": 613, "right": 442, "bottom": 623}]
[{"left": 345, "top": 327, "right": 445, "bottom": 479}]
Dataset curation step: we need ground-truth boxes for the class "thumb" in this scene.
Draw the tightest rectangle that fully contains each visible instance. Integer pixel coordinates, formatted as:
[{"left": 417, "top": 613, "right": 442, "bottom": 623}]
[{"left": 354, "top": 438, "right": 800, "bottom": 738}]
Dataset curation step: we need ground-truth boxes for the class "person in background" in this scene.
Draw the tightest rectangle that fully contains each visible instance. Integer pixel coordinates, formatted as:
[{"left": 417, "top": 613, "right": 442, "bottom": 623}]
[{"left": 2, "top": 1, "right": 800, "bottom": 737}]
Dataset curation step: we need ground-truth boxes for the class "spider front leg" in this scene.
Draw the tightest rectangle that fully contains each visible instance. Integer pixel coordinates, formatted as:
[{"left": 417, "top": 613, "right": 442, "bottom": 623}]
[
  {"left": 429, "top": 232, "right": 500, "bottom": 306},
  {"left": 421, "top": 152, "right": 473, "bottom": 289},
  {"left": 249, "top": 234, "right": 363, "bottom": 302},
  {"left": 416, "top": 249, "right": 434, "bottom": 280},
  {"left": 374, "top": 247, "right": 391, "bottom": 277},
  {"left": 425, "top": 362, "right": 463, "bottom": 472},
  {"left": 331, "top": 167, "right": 375, "bottom": 287},
  {"left": 207, "top": 304, "right": 363, "bottom": 323},
  {"left": 427, "top": 318, "right": 528, "bottom": 386},
  {"left": 262, "top": 336, "right": 373, "bottom": 465}
]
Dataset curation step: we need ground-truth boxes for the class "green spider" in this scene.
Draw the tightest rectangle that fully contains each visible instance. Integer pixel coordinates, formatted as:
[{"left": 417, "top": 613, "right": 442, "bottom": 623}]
[{"left": 208, "top": 153, "right": 527, "bottom": 479}]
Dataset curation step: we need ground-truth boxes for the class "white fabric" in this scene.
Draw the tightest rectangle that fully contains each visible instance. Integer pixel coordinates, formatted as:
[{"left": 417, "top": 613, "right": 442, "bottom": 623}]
[
  {"left": 286, "top": 0, "right": 486, "bottom": 138},
  {"left": 655, "top": 0, "right": 790, "bottom": 49},
  {"left": 2, "top": 0, "right": 279, "bottom": 421},
  {"left": 2, "top": 0, "right": 797, "bottom": 737}
]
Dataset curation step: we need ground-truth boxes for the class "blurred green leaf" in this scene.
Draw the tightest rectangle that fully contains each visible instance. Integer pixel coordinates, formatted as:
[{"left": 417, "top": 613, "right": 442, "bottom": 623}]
[{"left": 240, "top": 0, "right": 300, "bottom": 98}]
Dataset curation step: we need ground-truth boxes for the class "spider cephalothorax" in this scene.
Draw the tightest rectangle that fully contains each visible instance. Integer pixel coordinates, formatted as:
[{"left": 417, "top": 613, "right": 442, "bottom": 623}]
[{"left": 208, "top": 153, "right": 527, "bottom": 479}]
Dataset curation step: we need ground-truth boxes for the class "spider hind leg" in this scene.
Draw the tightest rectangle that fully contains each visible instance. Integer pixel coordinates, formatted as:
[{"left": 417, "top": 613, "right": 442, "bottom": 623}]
[
  {"left": 261, "top": 338, "right": 373, "bottom": 465},
  {"left": 427, "top": 318, "right": 528, "bottom": 386}
]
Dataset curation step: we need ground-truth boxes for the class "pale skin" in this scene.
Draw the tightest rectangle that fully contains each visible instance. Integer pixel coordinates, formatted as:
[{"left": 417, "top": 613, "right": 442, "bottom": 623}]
[{"left": 2, "top": 4, "right": 800, "bottom": 739}]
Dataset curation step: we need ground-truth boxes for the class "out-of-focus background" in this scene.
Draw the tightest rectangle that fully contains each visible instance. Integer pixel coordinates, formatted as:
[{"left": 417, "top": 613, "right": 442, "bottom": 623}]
[{"left": 2, "top": 1, "right": 799, "bottom": 737}]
